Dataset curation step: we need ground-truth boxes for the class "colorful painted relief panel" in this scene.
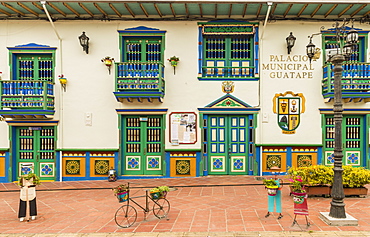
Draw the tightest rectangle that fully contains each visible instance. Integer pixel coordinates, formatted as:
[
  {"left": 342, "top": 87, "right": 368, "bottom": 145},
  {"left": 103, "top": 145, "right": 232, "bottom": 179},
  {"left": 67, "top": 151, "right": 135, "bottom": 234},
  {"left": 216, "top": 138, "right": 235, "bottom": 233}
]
[
  {"left": 0, "top": 152, "right": 5, "bottom": 177},
  {"left": 292, "top": 153, "right": 317, "bottom": 168},
  {"left": 170, "top": 152, "right": 196, "bottom": 177},
  {"left": 345, "top": 151, "right": 361, "bottom": 166},
  {"left": 62, "top": 152, "right": 86, "bottom": 177},
  {"left": 324, "top": 151, "right": 335, "bottom": 166},
  {"left": 40, "top": 163, "right": 54, "bottom": 177},
  {"left": 19, "top": 162, "right": 34, "bottom": 176},
  {"left": 90, "top": 152, "right": 115, "bottom": 177},
  {"left": 262, "top": 148, "right": 287, "bottom": 172}
]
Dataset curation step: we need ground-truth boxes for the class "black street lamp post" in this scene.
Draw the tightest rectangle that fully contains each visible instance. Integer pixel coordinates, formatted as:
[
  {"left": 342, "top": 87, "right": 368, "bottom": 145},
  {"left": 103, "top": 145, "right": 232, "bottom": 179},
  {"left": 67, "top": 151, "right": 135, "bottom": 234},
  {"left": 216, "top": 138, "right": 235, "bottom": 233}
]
[{"left": 307, "top": 20, "right": 358, "bottom": 219}]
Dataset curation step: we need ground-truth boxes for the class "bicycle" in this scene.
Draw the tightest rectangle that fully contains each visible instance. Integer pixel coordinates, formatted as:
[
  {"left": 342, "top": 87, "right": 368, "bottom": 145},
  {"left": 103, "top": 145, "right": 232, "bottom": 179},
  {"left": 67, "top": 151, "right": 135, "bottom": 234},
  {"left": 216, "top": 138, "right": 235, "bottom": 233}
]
[{"left": 114, "top": 183, "right": 171, "bottom": 228}]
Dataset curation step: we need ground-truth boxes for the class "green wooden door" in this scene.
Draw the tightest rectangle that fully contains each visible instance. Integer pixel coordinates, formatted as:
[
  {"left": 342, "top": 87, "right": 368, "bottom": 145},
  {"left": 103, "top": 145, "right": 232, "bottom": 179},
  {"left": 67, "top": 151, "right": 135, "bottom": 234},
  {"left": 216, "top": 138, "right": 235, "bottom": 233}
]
[
  {"left": 16, "top": 126, "right": 56, "bottom": 181},
  {"left": 123, "top": 115, "right": 163, "bottom": 175},
  {"left": 207, "top": 115, "right": 248, "bottom": 175},
  {"left": 324, "top": 115, "right": 364, "bottom": 166}
]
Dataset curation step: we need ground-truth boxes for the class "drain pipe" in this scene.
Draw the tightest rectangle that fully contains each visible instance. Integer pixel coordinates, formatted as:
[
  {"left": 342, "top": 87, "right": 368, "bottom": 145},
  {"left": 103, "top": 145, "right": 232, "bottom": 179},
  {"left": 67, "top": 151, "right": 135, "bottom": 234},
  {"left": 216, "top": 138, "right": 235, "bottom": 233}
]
[
  {"left": 261, "top": 2, "right": 272, "bottom": 39},
  {"left": 41, "top": 1, "right": 64, "bottom": 182}
]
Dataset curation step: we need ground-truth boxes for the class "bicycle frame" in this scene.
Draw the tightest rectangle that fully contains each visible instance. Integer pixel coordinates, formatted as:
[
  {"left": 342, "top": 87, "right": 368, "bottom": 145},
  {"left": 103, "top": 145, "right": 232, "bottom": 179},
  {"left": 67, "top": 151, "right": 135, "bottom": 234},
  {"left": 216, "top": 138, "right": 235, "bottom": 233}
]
[{"left": 125, "top": 183, "right": 167, "bottom": 220}]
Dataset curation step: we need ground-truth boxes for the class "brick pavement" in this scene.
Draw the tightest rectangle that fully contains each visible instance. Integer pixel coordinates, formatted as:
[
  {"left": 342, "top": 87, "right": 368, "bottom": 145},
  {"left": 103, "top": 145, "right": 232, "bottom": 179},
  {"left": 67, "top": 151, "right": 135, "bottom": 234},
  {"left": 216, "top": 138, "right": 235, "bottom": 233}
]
[{"left": 1, "top": 175, "right": 370, "bottom": 236}]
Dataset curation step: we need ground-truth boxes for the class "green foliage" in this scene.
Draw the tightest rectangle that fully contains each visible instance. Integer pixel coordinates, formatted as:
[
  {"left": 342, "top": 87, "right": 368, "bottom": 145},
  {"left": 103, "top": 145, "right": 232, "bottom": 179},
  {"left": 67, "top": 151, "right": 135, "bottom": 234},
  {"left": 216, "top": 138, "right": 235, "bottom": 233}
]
[
  {"left": 288, "top": 165, "right": 333, "bottom": 186},
  {"left": 158, "top": 186, "right": 170, "bottom": 192},
  {"left": 112, "top": 184, "right": 128, "bottom": 194},
  {"left": 342, "top": 166, "right": 370, "bottom": 188},
  {"left": 263, "top": 179, "right": 278, "bottom": 187},
  {"left": 150, "top": 187, "right": 160, "bottom": 193},
  {"left": 288, "top": 165, "right": 370, "bottom": 188},
  {"left": 289, "top": 175, "right": 306, "bottom": 194},
  {"left": 18, "top": 173, "right": 40, "bottom": 186}
]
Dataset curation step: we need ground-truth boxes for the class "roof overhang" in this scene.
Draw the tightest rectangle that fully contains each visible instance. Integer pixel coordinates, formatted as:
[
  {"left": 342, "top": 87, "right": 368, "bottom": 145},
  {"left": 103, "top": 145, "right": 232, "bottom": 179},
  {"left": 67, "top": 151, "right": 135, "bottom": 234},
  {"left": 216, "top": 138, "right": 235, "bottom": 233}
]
[{"left": 0, "top": 1, "right": 368, "bottom": 22}]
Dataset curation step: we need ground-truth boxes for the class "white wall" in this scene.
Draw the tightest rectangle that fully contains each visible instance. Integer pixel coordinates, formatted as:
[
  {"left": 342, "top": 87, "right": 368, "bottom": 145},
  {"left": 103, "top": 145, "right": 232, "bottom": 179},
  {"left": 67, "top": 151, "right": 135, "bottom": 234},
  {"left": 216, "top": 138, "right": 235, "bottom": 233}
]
[{"left": 0, "top": 19, "right": 369, "bottom": 150}]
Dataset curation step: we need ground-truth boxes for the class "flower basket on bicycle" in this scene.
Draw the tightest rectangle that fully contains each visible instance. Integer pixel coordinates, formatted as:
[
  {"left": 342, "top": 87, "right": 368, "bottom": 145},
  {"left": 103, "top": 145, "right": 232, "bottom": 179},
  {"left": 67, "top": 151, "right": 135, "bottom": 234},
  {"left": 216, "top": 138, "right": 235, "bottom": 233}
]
[
  {"left": 116, "top": 191, "right": 128, "bottom": 203},
  {"left": 112, "top": 184, "right": 129, "bottom": 202},
  {"left": 150, "top": 186, "right": 170, "bottom": 200}
]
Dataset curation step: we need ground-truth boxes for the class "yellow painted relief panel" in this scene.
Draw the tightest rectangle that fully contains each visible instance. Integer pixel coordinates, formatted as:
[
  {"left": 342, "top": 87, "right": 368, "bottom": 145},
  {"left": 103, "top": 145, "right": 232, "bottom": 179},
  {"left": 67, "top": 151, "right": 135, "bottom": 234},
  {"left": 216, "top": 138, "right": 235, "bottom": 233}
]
[
  {"left": 292, "top": 153, "right": 317, "bottom": 168},
  {"left": 262, "top": 152, "right": 286, "bottom": 172},
  {"left": 90, "top": 157, "right": 114, "bottom": 177}
]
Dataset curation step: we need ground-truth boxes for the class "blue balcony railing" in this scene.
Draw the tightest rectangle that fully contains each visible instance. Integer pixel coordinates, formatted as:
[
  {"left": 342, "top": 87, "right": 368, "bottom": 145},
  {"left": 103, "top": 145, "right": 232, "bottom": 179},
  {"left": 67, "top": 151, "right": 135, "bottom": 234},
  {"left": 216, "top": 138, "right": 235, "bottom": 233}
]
[
  {"left": 0, "top": 80, "right": 55, "bottom": 111},
  {"left": 322, "top": 62, "right": 370, "bottom": 101},
  {"left": 114, "top": 62, "right": 165, "bottom": 102}
]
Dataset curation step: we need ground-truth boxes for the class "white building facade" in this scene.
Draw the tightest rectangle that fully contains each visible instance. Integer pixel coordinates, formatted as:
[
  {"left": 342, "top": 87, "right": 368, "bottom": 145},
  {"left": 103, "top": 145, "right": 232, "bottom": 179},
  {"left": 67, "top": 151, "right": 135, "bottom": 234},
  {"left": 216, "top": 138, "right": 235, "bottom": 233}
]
[{"left": 0, "top": 0, "right": 369, "bottom": 182}]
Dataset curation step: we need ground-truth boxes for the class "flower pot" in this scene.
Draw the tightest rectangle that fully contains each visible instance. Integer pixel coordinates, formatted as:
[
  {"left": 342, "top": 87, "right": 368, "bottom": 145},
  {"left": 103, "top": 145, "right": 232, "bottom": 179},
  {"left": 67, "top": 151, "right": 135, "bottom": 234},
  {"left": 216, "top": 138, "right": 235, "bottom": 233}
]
[
  {"left": 266, "top": 186, "right": 279, "bottom": 196},
  {"left": 150, "top": 191, "right": 160, "bottom": 200},
  {"left": 291, "top": 192, "right": 306, "bottom": 204},
  {"left": 116, "top": 191, "right": 128, "bottom": 203},
  {"left": 159, "top": 191, "right": 167, "bottom": 199}
]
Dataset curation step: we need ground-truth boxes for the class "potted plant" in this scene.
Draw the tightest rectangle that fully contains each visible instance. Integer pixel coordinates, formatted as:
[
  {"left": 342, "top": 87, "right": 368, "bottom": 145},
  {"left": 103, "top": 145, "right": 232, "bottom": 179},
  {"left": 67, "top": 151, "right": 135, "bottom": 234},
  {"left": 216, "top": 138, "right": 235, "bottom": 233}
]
[
  {"left": 289, "top": 173, "right": 307, "bottom": 204},
  {"left": 342, "top": 166, "right": 370, "bottom": 196},
  {"left": 288, "top": 165, "right": 370, "bottom": 197},
  {"left": 263, "top": 179, "right": 279, "bottom": 196},
  {"left": 112, "top": 184, "right": 128, "bottom": 203},
  {"left": 288, "top": 165, "right": 332, "bottom": 197},
  {"left": 18, "top": 173, "right": 40, "bottom": 187},
  {"left": 167, "top": 56, "right": 179, "bottom": 74},
  {"left": 158, "top": 186, "right": 170, "bottom": 199},
  {"left": 101, "top": 56, "right": 115, "bottom": 74},
  {"left": 150, "top": 187, "right": 161, "bottom": 199}
]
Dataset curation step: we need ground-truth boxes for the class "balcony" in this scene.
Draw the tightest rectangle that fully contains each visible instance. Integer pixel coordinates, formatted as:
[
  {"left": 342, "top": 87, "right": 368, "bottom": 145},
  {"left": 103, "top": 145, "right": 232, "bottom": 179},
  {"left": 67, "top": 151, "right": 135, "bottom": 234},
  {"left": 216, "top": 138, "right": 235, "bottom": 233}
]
[
  {"left": 199, "top": 64, "right": 257, "bottom": 80},
  {"left": 322, "top": 62, "right": 370, "bottom": 103},
  {"left": 0, "top": 80, "right": 55, "bottom": 119},
  {"left": 114, "top": 62, "right": 165, "bottom": 103}
]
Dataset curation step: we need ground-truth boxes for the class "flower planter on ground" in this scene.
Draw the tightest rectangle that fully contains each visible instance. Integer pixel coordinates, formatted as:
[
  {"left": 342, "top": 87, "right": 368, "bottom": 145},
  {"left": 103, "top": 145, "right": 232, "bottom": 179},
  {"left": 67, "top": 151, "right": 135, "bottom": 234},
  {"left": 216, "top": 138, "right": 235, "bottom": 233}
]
[
  {"left": 305, "top": 185, "right": 331, "bottom": 197},
  {"left": 343, "top": 187, "right": 368, "bottom": 197}
]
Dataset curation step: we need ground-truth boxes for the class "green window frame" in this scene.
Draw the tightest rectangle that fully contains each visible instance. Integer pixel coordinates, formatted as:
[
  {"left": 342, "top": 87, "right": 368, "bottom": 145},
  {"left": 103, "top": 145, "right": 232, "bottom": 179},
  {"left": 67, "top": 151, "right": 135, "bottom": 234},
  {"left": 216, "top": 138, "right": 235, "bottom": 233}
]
[
  {"left": 198, "top": 22, "right": 259, "bottom": 81},
  {"left": 14, "top": 54, "right": 54, "bottom": 82},
  {"left": 123, "top": 37, "right": 163, "bottom": 63},
  {"left": 323, "top": 114, "right": 365, "bottom": 167},
  {"left": 322, "top": 33, "right": 368, "bottom": 63}
]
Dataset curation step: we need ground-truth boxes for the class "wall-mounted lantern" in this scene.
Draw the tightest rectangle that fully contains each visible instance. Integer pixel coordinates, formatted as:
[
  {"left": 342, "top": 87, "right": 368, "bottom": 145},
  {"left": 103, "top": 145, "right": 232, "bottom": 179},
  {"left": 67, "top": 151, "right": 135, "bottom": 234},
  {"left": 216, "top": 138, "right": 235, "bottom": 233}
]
[
  {"left": 101, "top": 56, "right": 115, "bottom": 74},
  {"left": 286, "top": 32, "right": 296, "bottom": 54},
  {"left": 58, "top": 74, "right": 67, "bottom": 92},
  {"left": 167, "top": 56, "right": 179, "bottom": 75},
  {"left": 78, "top": 32, "right": 89, "bottom": 54}
]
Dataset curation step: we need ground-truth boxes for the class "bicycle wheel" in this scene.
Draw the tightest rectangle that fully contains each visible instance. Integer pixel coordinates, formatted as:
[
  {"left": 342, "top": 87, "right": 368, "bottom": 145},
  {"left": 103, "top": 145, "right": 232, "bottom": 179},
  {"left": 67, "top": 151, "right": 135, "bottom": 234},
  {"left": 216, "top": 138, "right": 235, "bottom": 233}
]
[
  {"left": 152, "top": 198, "right": 170, "bottom": 219},
  {"left": 114, "top": 204, "right": 137, "bottom": 228}
]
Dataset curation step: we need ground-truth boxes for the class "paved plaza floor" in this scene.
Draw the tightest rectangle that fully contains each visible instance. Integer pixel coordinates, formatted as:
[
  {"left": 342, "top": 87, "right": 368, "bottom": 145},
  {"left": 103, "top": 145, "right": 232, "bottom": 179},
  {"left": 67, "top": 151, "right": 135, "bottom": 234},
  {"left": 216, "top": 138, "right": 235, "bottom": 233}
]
[{"left": 1, "top": 175, "right": 370, "bottom": 236}]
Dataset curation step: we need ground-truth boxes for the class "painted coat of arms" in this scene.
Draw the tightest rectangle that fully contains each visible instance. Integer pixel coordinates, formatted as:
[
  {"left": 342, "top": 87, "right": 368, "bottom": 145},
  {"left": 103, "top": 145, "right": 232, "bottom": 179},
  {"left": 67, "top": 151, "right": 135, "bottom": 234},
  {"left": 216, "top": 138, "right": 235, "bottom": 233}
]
[{"left": 273, "top": 91, "right": 305, "bottom": 133}]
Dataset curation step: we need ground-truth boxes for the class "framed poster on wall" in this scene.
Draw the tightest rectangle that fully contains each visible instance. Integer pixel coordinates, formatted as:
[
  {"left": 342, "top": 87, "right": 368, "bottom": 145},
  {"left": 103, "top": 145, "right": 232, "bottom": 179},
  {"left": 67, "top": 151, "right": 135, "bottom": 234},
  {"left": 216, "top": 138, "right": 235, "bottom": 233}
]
[{"left": 170, "top": 112, "right": 197, "bottom": 145}]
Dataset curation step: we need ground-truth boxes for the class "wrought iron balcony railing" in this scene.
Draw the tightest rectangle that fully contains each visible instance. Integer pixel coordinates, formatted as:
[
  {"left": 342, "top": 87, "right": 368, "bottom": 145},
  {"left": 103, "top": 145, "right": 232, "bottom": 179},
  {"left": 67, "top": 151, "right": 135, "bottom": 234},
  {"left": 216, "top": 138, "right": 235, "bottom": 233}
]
[
  {"left": 0, "top": 80, "right": 54, "bottom": 111},
  {"left": 114, "top": 62, "right": 165, "bottom": 102},
  {"left": 200, "top": 65, "right": 257, "bottom": 80},
  {"left": 322, "top": 62, "right": 370, "bottom": 102}
]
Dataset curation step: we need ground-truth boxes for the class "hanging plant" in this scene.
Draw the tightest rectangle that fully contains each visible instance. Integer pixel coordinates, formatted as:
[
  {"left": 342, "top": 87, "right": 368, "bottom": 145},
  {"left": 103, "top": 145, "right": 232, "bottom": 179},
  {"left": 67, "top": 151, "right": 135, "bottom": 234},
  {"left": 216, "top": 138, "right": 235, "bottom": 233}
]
[
  {"left": 101, "top": 56, "right": 115, "bottom": 74},
  {"left": 58, "top": 74, "right": 67, "bottom": 92},
  {"left": 167, "top": 56, "right": 179, "bottom": 75}
]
